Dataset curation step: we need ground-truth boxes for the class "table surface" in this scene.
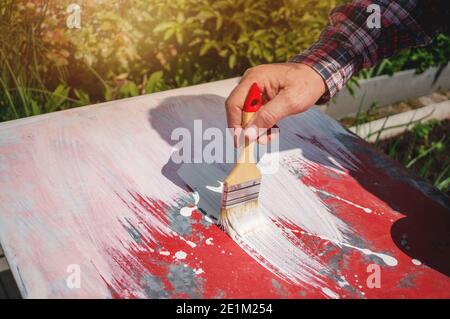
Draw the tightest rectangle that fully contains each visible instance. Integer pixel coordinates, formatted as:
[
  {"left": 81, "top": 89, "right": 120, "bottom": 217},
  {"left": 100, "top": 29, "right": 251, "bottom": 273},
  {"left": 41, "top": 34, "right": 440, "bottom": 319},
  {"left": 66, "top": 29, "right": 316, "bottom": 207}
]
[{"left": 0, "top": 78, "right": 449, "bottom": 298}]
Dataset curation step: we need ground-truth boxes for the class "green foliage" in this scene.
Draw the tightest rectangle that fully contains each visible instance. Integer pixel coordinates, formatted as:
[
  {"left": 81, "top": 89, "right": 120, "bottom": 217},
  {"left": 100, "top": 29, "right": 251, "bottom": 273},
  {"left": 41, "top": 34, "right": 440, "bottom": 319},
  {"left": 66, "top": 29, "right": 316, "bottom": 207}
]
[
  {"left": 0, "top": 0, "right": 82, "bottom": 121},
  {"left": 377, "top": 119, "right": 450, "bottom": 194},
  {"left": 1, "top": 0, "right": 450, "bottom": 124},
  {"left": 2, "top": 0, "right": 347, "bottom": 121},
  {"left": 52, "top": 0, "right": 346, "bottom": 100}
]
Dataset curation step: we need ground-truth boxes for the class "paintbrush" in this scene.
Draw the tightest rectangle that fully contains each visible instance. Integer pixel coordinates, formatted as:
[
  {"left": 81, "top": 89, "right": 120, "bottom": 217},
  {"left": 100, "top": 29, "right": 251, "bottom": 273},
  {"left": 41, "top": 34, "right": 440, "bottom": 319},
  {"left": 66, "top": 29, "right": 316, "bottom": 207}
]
[{"left": 220, "top": 82, "right": 265, "bottom": 236}]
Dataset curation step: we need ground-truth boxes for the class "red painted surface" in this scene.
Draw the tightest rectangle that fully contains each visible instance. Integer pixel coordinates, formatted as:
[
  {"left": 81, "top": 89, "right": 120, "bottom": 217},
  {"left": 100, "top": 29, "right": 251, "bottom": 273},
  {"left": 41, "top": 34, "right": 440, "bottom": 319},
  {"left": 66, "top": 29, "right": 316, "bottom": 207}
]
[
  {"left": 0, "top": 81, "right": 447, "bottom": 298},
  {"left": 105, "top": 137, "right": 450, "bottom": 299}
]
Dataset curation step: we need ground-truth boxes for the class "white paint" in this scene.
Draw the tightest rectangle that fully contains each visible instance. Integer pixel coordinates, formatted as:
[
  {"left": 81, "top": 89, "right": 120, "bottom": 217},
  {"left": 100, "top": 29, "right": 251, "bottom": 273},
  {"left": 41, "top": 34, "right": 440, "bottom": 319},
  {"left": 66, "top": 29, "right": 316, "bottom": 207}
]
[
  {"left": 186, "top": 241, "right": 196, "bottom": 248},
  {"left": 194, "top": 268, "right": 204, "bottom": 275},
  {"left": 344, "top": 243, "right": 397, "bottom": 266},
  {"left": 337, "top": 277, "right": 350, "bottom": 288},
  {"left": 300, "top": 230, "right": 398, "bottom": 267},
  {"left": 180, "top": 206, "right": 195, "bottom": 217},
  {"left": 310, "top": 187, "right": 372, "bottom": 214},
  {"left": 203, "top": 215, "right": 213, "bottom": 224},
  {"left": 412, "top": 259, "right": 422, "bottom": 265},
  {"left": 174, "top": 251, "right": 187, "bottom": 260},
  {"left": 206, "top": 181, "right": 223, "bottom": 193},
  {"left": 159, "top": 251, "right": 170, "bottom": 256},
  {"left": 176, "top": 110, "right": 369, "bottom": 288},
  {"left": 192, "top": 191, "right": 200, "bottom": 205},
  {"left": 205, "top": 238, "right": 214, "bottom": 245},
  {"left": 179, "top": 160, "right": 351, "bottom": 287},
  {"left": 179, "top": 236, "right": 197, "bottom": 248},
  {"left": 321, "top": 287, "right": 340, "bottom": 299},
  {"left": 180, "top": 191, "right": 200, "bottom": 217}
]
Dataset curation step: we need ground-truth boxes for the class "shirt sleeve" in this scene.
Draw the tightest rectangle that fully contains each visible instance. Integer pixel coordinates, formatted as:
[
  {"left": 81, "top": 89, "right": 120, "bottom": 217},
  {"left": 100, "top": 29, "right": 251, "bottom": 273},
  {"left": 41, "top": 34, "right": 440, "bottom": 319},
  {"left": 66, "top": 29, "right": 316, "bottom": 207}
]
[{"left": 290, "top": 0, "right": 444, "bottom": 103}]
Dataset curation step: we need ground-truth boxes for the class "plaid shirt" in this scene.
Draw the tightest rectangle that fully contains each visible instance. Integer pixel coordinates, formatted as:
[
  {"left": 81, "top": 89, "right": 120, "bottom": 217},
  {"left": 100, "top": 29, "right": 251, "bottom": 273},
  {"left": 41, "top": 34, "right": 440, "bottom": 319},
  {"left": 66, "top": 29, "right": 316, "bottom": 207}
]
[{"left": 290, "top": 0, "right": 449, "bottom": 103}]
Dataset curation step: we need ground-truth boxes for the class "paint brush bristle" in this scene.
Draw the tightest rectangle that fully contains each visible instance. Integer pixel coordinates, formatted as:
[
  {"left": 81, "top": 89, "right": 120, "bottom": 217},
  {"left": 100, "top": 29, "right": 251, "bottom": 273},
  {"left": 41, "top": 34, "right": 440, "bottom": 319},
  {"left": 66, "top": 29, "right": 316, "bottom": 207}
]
[{"left": 220, "top": 197, "right": 265, "bottom": 236}]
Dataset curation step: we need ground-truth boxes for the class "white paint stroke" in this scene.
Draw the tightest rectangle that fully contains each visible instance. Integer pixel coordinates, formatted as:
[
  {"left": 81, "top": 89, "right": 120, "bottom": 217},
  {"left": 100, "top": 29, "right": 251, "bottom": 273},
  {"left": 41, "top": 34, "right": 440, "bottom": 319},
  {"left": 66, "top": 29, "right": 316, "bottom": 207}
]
[
  {"left": 321, "top": 287, "right": 340, "bottom": 299},
  {"left": 310, "top": 187, "right": 372, "bottom": 214},
  {"left": 179, "top": 191, "right": 200, "bottom": 217},
  {"left": 299, "top": 230, "right": 398, "bottom": 267},
  {"left": 412, "top": 259, "right": 422, "bottom": 265},
  {"left": 178, "top": 160, "right": 351, "bottom": 288},
  {"left": 206, "top": 181, "right": 223, "bottom": 193},
  {"left": 175, "top": 251, "right": 187, "bottom": 260},
  {"left": 180, "top": 206, "right": 195, "bottom": 217}
]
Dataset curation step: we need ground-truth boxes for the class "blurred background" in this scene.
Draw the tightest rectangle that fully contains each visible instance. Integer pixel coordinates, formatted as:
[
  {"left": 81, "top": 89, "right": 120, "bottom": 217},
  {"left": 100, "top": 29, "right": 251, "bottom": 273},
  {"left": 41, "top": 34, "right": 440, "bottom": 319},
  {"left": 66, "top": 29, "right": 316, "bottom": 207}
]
[{"left": 0, "top": 0, "right": 449, "bottom": 194}]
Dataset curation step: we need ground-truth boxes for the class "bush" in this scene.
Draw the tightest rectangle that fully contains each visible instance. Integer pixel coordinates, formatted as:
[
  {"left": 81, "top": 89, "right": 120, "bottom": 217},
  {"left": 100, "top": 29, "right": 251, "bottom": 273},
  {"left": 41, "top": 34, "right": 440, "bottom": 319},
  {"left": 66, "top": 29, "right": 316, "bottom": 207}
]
[
  {"left": 64, "top": 0, "right": 346, "bottom": 99},
  {"left": 1, "top": 0, "right": 346, "bottom": 121},
  {"left": 1, "top": 0, "right": 449, "bottom": 122}
]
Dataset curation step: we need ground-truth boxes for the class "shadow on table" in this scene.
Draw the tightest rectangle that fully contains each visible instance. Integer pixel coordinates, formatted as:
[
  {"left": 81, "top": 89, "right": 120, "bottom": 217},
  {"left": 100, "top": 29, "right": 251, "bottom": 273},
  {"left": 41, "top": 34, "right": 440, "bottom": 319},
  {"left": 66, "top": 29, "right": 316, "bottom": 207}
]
[
  {"left": 0, "top": 270, "right": 21, "bottom": 299},
  {"left": 148, "top": 93, "right": 450, "bottom": 278}
]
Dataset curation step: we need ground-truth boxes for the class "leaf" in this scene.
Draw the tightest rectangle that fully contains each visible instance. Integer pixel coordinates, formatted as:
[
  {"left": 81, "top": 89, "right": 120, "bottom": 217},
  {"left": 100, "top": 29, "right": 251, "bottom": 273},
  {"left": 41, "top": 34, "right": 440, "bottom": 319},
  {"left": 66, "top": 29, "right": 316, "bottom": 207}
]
[
  {"left": 154, "top": 22, "right": 175, "bottom": 33},
  {"left": 74, "top": 89, "right": 90, "bottom": 106},
  {"left": 164, "top": 28, "right": 175, "bottom": 41},
  {"left": 228, "top": 53, "right": 237, "bottom": 69},
  {"left": 175, "top": 28, "right": 183, "bottom": 45},
  {"left": 119, "top": 81, "right": 139, "bottom": 98},
  {"left": 144, "top": 71, "right": 164, "bottom": 93},
  {"left": 30, "top": 99, "right": 41, "bottom": 115},
  {"left": 46, "top": 85, "right": 70, "bottom": 112},
  {"left": 104, "top": 86, "right": 113, "bottom": 101},
  {"left": 200, "top": 41, "right": 215, "bottom": 56},
  {"left": 436, "top": 177, "right": 450, "bottom": 192},
  {"left": 215, "top": 14, "right": 223, "bottom": 30}
]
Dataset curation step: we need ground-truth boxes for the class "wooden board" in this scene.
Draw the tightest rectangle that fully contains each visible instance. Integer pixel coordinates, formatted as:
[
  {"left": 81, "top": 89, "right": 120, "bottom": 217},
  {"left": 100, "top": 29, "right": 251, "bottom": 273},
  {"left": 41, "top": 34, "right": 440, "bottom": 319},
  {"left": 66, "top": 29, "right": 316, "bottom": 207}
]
[{"left": 0, "top": 78, "right": 449, "bottom": 298}]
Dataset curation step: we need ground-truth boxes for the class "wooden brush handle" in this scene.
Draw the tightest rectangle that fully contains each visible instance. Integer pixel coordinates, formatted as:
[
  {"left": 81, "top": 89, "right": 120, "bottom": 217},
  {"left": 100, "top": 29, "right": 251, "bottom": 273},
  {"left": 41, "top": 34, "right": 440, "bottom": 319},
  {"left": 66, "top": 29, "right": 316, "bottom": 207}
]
[{"left": 239, "top": 83, "right": 263, "bottom": 163}]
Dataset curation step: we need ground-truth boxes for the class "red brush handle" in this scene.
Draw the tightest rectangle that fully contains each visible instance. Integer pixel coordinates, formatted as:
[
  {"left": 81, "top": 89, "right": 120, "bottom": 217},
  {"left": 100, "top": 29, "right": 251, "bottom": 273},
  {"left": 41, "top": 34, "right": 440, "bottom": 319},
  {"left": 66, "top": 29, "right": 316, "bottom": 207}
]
[{"left": 243, "top": 83, "right": 263, "bottom": 113}]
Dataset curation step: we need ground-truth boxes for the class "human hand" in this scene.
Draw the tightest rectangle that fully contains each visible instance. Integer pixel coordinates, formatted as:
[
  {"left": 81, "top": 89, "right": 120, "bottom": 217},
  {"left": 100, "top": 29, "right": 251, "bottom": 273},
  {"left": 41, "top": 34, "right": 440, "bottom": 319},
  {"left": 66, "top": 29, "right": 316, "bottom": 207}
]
[{"left": 225, "top": 63, "right": 326, "bottom": 146}]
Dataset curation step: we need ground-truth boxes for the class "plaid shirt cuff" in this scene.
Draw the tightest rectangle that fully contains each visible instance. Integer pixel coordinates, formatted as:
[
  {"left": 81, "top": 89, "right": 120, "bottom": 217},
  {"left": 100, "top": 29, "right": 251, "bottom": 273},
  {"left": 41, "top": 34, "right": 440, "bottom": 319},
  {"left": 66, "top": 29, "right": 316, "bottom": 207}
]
[{"left": 290, "top": 42, "right": 357, "bottom": 104}]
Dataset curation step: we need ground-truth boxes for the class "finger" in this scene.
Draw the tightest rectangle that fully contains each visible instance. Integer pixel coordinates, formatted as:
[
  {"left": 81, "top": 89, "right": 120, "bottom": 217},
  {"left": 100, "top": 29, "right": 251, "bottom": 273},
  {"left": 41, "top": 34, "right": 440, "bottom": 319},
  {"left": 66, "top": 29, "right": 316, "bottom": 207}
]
[
  {"left": 225, "top": 75, "right": 259, "bottom": 129},
  {"left": 244, "top": 93, "right": 291, "bottom": 141}
]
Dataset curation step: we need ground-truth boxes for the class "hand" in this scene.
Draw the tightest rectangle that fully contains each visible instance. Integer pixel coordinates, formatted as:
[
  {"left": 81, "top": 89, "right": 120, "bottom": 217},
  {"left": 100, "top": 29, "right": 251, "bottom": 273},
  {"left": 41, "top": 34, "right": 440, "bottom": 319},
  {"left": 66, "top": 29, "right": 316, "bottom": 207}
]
[{"left": 225, "top": 63, "right": 326, "bottom": 145}]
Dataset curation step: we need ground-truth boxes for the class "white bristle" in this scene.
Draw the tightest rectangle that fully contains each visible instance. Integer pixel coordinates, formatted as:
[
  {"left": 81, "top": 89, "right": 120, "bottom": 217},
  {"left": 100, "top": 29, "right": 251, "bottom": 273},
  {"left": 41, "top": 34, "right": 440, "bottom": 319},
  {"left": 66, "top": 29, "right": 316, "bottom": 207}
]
[{"left": 220, "top": 199, "right": 266, "bottom": 237}]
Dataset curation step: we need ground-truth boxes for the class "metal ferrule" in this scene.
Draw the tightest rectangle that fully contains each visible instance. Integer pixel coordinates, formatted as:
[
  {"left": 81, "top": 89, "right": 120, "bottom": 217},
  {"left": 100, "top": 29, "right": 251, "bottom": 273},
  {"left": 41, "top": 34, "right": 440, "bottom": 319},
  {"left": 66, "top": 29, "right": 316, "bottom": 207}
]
[{"left": 221, "top": 181, "right": 261, "bottom": 208}]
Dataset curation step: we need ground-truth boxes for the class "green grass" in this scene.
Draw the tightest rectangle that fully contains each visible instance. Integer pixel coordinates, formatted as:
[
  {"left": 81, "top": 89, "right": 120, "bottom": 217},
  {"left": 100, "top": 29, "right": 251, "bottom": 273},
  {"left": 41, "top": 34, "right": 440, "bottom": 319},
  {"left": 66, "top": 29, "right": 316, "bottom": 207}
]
[
  {"left": 375, "top": 119, "right": 450, "bottom": 195},
  {"left": 0, "top": 0, "right": 79, "bottom": 121}
]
